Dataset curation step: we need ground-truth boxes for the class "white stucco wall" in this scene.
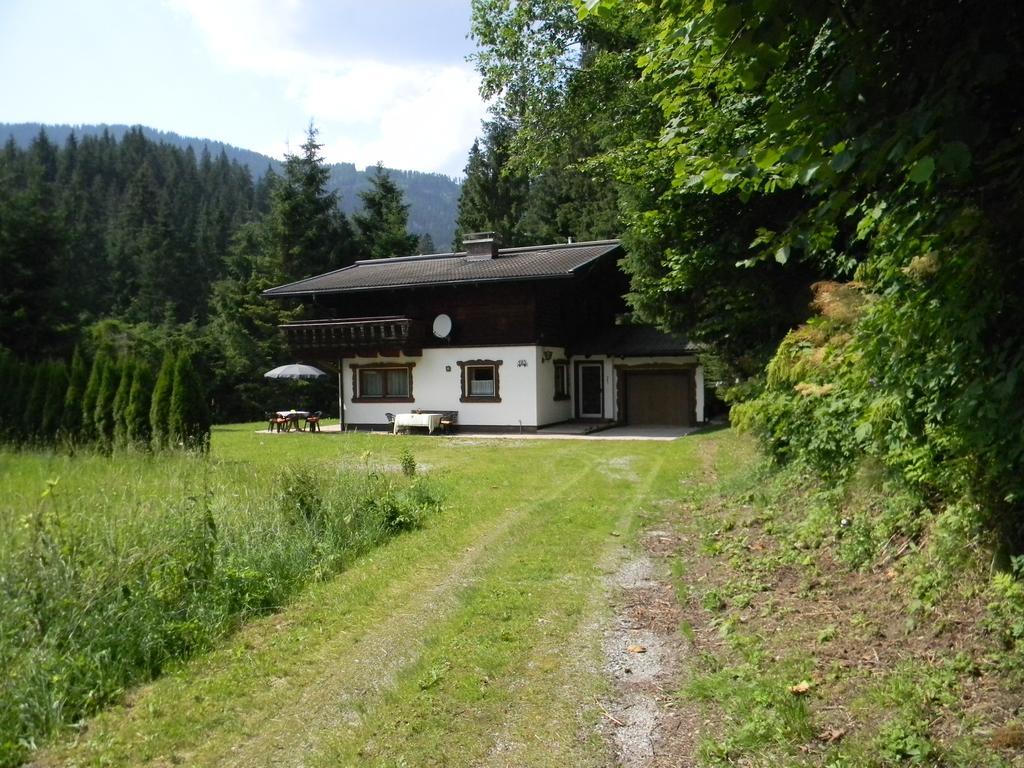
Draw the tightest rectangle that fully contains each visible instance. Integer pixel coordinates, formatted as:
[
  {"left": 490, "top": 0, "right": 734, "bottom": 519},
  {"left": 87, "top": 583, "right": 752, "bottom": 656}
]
[
  {"left": 344, "top": 345, "right": 551, "bottom": 428},
  {"left": 341, "top": 347, "right": 705, "bottom": 429},
  {"left": 535, "top": 346, "right": 573, "bottom": 426}
]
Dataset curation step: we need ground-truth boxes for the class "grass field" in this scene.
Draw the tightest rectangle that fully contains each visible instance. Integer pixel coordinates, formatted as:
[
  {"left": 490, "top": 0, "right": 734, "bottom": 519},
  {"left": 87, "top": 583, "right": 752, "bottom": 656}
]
[
  {"left": 5, "top": 424, "right": 1020, "bottom": 766},
  {"left": 2, "top": 424, "right": 747, "bottom": 766}
]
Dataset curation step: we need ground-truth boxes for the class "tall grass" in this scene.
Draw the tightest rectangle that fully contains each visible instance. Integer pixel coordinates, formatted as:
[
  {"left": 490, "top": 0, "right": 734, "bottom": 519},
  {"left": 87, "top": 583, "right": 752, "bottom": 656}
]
[{"left": 0, "top": 448, "right": 440, "bottom": 767}]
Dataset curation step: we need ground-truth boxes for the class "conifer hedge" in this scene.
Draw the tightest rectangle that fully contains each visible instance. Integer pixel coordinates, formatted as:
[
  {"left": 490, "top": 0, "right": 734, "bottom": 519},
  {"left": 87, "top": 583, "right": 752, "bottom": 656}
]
[{"left": 0, "top": 345, "right": 211, "bottom": 454}]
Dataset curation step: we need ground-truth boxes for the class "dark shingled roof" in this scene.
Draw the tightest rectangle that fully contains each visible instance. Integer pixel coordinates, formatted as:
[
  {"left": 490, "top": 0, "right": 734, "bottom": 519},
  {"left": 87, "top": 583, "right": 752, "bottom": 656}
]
[
  {"left": 263, "top": 239, "right": 622, "bottom": 297},
  {"left": 570, "top": 325, "right": 696, "bottom": 357}
]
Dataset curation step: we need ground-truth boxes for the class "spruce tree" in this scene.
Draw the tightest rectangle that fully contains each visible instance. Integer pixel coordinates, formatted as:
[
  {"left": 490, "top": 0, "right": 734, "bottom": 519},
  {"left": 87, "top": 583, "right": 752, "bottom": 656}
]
[
  {"left": 93, "top": 357, "right": 118, "bottom": 450},
  {"left": 41, "top": 359, "right": 68, "bottom": 442},
  {"left": 111, "top": 358, "right": 134, "bottom": 449},
  {"left": 352, "top": 163, "right": 418, "bottom": 259},
  {"left": 80, "top": 351, "right": 106, "bottom": 444},
  {"left": 269, "top": 123, "right": 355, "bottom": 281},
  {"left": 454, "top": 120, "right": 529, "bottom": 249},
  {"left": 149, "top": 350, "right": 175, "bottom": 449},
  {"left": 61, "top": 346, "right": 88, "bottom": 441},
  {"left": 125, "top": 360, "right": 153, "bottom": 448},
  {"left": 168, "top": 351, "right": 210, "bottom": 451}
]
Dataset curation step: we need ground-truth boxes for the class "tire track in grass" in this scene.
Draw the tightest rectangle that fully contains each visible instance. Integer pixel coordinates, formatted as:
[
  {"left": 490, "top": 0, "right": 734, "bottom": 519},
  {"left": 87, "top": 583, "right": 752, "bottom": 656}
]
[
  {"left": 187, "top": 461, "right": 599, "bottom": 768},
  {"left": 31, "top": 450, "right": 595, "bottom": 768},
  {"left": 311, "top": 449, "right": 674, "bottom": 768},
  {"left": 479, "top": 452, "right": 669, "bottom": 767}
]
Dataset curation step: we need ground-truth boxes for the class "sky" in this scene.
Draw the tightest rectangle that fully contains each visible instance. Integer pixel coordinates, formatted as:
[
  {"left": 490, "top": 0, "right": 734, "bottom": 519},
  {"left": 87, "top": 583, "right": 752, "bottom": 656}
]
[{"left": 0, "top": 0, "right": 489, "bottom": 177}]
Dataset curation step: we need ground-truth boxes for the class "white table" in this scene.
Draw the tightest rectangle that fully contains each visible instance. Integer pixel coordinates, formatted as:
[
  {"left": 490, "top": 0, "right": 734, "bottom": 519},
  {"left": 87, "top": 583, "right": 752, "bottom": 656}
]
[
  {"left": 393, "top": 412, "right": 442, "bottom": 434},
  {"left": 275, "top": 410, "right": 309, "bottom": 431}
]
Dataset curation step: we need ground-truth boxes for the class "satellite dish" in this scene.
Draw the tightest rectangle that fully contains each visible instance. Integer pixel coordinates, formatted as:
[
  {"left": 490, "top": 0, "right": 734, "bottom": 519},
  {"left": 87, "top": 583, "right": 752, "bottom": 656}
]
[{"left": 432, "top": 313, "right": 453, "bottom": 339}]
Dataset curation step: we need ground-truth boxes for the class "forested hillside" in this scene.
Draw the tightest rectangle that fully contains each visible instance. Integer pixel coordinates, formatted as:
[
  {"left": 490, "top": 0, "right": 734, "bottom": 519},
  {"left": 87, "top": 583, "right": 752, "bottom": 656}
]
[
  {"left": 0, "top": 123, "right": 460, "bottom": 247},
  {"left": 464, "top": 0, "right": 1024, "bottom": 545},
  {"left": 0, "top": 126, "right": 424, "bottom": 424},
  {"left": 455, "top": 3, "right": 1024, "bottom": 761}
]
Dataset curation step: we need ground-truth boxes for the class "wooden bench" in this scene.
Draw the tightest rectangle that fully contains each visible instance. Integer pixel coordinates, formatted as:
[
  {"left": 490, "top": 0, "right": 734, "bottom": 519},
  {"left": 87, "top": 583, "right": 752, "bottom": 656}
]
[{"left": 439, "top": 411, "right": 458, "bottom": 433}]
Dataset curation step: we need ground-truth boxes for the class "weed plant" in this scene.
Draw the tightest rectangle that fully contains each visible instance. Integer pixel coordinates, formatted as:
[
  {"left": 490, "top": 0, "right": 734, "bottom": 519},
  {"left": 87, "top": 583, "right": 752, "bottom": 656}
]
[{"left": 0, "top": 447, "right": 440, "bottom": 767}]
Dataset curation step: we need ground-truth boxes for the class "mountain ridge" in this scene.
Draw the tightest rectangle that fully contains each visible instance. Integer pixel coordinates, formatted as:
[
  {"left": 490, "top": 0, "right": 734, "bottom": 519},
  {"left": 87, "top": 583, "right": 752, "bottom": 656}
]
[{"left": 1, "top": 122, "right": 461, "bottom": 248}]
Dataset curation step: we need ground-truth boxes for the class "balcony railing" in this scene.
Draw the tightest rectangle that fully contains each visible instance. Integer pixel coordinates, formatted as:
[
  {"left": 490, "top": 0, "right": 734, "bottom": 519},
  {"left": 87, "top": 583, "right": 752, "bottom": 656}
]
[{"left": 280, "top": 316, "right": 424, "bottom": 356}]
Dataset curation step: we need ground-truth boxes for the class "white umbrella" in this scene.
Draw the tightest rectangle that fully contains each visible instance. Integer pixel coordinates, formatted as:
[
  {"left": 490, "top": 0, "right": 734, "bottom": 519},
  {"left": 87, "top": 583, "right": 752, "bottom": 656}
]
[{"left": 263, "top": 363, "right": 327, "bottom": 379}]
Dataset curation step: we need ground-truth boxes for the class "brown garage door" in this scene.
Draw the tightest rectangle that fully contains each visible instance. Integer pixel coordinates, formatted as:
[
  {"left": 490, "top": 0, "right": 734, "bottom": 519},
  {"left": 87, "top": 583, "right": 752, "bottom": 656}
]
[{"left": 625, "top": 371, "right": 692, "bottom": 426}]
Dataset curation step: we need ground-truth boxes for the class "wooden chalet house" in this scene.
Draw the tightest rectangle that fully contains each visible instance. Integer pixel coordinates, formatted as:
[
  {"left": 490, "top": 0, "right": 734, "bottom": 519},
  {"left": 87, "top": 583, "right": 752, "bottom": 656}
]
[{"left": 263, "top": 233, "right": 705, "bottom": 432}]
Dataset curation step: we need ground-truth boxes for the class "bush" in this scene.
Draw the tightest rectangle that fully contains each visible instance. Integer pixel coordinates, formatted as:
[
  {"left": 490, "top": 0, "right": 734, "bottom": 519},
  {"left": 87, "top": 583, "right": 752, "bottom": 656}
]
[
  {"left": 40, "top": 360, "right": 68, "bottom": 443},
  {"left": 168, "top": 351, "right": 210, "bottom": 451},
  {"left": 60, "top": 346, "right": 88, "bottom": 442},
  {"left": 124, "top": 362, "right": 153, "bottom": 448},
  {"left": 111, "top": 358, "right": 134, "bottom": 449},
  {"left": 93, "top": 357, "right": 118, "bottom": 451},
  {"left": 149, "top": 350, "right": 175, "bottom": 450}
]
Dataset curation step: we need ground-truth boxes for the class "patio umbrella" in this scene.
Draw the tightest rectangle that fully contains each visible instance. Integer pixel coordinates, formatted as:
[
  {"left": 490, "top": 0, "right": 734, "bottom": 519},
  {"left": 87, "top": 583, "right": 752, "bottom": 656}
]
[
  {"left": 263, "top": 363, "right": 327, "bottom": 379},
  {"left": 264, "top": 363, "right": 339, "bottom": 429}
]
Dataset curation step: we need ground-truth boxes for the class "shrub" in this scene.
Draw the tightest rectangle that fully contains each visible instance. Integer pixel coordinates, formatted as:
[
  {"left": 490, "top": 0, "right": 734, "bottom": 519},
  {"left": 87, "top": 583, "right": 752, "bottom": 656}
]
[
  {"left": 111, "top": 358, "right": 134, "bottom": 449},
  {"left": 400, "top": 447, "right": 417, "bottom": 477},
  {"left": 124, "top": 362, "right": 153, "bottom": 448},
  {"left": 93, "top": 357, "right": 118, "bottom": 451},
  {"left": 60, "top": 346, "right": 88, "bottom": 442},
  {"left": 168, "top": 351, "right": 210, "bottom": 451},
  {"left": 21, "top": 362, "right": 49, "bottom": 442},
  {"left": 149, "top": 350, "right": 175, "bottom": 450},
  {"left": 40, "top": 360, "right": 68, "bottom": 442},
  {"left": 80, "top": 351, "right": 107, "bottom": 444}
]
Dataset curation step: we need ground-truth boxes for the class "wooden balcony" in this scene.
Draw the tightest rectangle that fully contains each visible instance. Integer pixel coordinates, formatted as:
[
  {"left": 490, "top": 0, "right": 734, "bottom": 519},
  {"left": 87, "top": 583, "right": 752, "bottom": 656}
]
[{"left": 280, "top": 316, "right": 425, "bottom": 358}]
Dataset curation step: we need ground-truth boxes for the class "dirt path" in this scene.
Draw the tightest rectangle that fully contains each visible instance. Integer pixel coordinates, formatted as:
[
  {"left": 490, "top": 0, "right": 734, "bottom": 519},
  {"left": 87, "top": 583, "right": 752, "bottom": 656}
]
[{"left": 203, "top": 496, "right": 539, "bottom": 767}]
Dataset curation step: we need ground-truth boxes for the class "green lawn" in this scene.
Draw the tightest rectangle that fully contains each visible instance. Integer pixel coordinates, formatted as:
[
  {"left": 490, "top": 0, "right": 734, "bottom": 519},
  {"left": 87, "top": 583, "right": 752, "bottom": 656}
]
[{"left": 9, "top": 424, "right": 744, "bottom": 767}]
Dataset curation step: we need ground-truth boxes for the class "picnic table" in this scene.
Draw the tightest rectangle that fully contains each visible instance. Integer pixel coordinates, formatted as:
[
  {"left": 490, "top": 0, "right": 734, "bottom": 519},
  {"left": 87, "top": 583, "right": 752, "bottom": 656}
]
[
  {"left": 276, "top": 410, "right": 309, "bottom": 431},
  {"left": 393, "top": 412, "right": 443, "bottom": 434}
]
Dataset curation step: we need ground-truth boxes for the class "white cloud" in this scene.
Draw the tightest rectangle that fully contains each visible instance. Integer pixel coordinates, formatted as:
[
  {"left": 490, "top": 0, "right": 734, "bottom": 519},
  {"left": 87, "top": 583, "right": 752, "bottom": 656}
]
[{"left": 166, "top": 0, "right": 485, "bottom": 175}]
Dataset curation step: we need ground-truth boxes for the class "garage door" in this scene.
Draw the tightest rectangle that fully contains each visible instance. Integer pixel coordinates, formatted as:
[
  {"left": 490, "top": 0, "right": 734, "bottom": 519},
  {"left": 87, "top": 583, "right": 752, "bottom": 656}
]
[{"left": 625, "top": 371, "right": 692, "bottom": 426}]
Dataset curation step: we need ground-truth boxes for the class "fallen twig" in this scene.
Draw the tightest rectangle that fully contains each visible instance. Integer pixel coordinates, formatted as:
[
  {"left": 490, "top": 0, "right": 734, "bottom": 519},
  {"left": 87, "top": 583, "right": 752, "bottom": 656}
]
[{"left": 598, "top": 701, "right": 626, "bottom": 727}]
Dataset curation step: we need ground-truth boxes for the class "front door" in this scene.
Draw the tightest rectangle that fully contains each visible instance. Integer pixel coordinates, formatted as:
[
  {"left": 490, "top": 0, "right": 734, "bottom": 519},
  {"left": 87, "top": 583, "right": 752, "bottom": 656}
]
[{"left": 577, "top": 362, "right": 604, "bottom": 418}]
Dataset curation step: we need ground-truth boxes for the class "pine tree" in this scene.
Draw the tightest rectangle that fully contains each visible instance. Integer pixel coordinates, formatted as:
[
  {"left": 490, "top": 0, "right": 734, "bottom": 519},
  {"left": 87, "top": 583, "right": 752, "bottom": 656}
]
[
  {"left": 111, "top": 358, "right": 134, "bottom": 449},
  {"left": 93, "top": 357, "right": 118, "bottom": 450},
  {"left": 60, "top": 346, "right": 88, "bottom": 442},
  {"left": 125, "top": 360, "right": 153, "bottom": 448},
  {"left": 149, "top": 350, "right": 175, "bottom": 449},
  {"left": 41, "top": 359, "right": 68, "bottom": 442},
  {"left": 353, "top": 163, "right": 419, "bottom": 259},
  {"left": 168, "top": 351, "right": 210, "bottom": 451}
]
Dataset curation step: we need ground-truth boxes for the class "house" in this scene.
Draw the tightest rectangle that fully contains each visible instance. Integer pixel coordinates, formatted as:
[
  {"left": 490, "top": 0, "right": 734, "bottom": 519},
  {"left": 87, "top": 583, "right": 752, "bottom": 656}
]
[{"left": 263, "top": 234, "right": 705, "bottom": 432}]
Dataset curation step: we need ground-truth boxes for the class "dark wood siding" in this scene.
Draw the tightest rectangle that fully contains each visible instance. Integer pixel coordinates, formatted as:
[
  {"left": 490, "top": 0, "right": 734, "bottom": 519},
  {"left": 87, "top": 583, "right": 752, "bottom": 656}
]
[{"left": 291, "top": 246, "right": 630, "bottom": 355}]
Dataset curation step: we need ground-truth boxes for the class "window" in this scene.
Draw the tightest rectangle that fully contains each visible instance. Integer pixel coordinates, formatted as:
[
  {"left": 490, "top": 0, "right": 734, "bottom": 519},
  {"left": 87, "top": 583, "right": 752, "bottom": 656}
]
[
  {"left": 352, "top": 364, "right": 414, "bottom": 402},
  {"left": 553, "top": 361, "right": 569, "bottom": 400},
  {"left": 468, "top": 365, "right": 495, "bottom": 396},
  {"left": 457, "top": 359, "right": 502, "bottom": 402}
]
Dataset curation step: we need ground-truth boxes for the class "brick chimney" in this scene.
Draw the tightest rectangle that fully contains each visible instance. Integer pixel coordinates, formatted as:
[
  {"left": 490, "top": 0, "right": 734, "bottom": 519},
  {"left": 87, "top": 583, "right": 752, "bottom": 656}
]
[{"left": 464, "top": 231, "right": 499, "bottom": 261}]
